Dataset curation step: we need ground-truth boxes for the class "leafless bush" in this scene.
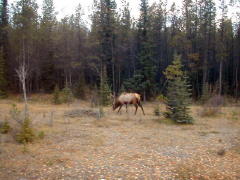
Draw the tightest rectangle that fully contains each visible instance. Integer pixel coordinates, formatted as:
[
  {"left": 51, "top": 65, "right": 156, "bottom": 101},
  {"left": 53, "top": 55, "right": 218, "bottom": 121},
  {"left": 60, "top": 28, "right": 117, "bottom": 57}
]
[
  {"left": 90, "top": 93, "right": 100, "bottom": 107},
  {"left": 200, "top": 95, "right": 224, "bottom": 117},
  {"left": 207, "top": 95, "right": 224, "bottom": 107}
]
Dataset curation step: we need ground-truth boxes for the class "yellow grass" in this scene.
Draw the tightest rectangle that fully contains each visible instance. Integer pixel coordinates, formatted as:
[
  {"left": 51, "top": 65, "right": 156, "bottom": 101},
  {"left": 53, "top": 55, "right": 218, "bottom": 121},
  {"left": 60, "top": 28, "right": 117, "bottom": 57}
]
[{"left": 0, "top": 95, "right": 240, "bottom": 179}]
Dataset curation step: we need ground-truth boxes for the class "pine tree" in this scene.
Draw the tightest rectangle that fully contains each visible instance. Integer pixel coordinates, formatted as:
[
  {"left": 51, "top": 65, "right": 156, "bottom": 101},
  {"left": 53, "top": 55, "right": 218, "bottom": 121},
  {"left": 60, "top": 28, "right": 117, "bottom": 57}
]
[
  {"left": 53, "top": 85, "right": 60, "bottom": 104},
  {"left": 99, "top": 0, "right": 117, "bottom": 93},
  {"left": 0, "top": 0, "right": 8, "bottom": 97},
  {"left": 164, "top": 55, "right": 193, "bottom": 124},
  {"left": 100, "top": 78, "right": 111, "bottom": 106},
  {"left": 131, "top": 0, "right": 156, "bottom": 99},
  {"left": 61, "top": 86, "right": 74, "bottom": 104},
  {"left": 40, "top": 0, "right": 56, "bottom": 91},
  {"left": 198, "top": 0, "right": 216, "bottom": 97},
  {"left": 100, "top": 75, "right": 112, "bottom": 106}
]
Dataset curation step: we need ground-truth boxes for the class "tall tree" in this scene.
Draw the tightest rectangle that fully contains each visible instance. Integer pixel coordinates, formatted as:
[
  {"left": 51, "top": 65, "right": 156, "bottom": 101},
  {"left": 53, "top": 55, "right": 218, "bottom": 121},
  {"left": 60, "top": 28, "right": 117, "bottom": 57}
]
[
  {"left": 136, "top": 0, "right": 156, "bottom": 99},
  {"left": 234, "top": 23, "right": 240, "bottom": 99},
  {"left": 99, "top": 0, "right": 117, "bottom": 93},
  {"left": 216, "top": 0, "right": 228, "bottom": 95},
  {"left": 115, "top": 0, "right": 134, "bottom": 92},
  {"left": 182, "top": 0, "right": 201, "bottom": 98},
  {"left": 40, "top": 0, "right": 56, "bottom": 91},
  {"left": 198, "top": 0, "right": 216, "bottom": 97},
  {"left": 0, "top": 0, "right": 8, "bottom": 97},
  {"left": 148, "top": 1, "right": 168, "bottom": 90},
  {"left": 10, "top": 0, "right": 39, "bottom": 92}
]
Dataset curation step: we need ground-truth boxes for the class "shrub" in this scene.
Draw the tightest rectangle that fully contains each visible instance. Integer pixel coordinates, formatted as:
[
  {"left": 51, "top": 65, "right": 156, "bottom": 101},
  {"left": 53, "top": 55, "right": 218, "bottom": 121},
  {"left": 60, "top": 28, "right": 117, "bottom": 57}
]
[
  {"left": 200, "top": 107, "right": 219, "bottom": 117},
  {"left": 61, "top": 86, "right": 74, "bottom": 104},
  {"left": 200, "top": 95, "right": 224, "bottom": 117},
  {"left": 16, "top": 118, "right": 35, "bottom": 144},
  {"left": 53, "top": 85, "right": 61, "bottom": 104},
  {"left": 38, "top": 131, "right": 45, "bottom": 140},
  {"left": 99, "top": 78, "right": 112, "bottom": 106},
  {"left": 156, "top": 94, "right": 167, "bottom": 103},
  {"left": 154, "top": 105, "right": 160, "bottom": 116},
  {"left": 200, "top": 83, "right": 211, "bottom": 103},
  {"left": 73, "top": 78, "right": 85, "bottom": 99},
  {"left": 98, "top": 106, "right": 104, "bottom": 119},
  {"left": 0, "top": 90, "right": 7, "bottom": 99},
  {"left": 0, "top": 120, "right": 11, "bottom": 134},
  {"left": 9, "top": 103, "right": 22, "bottom": 124}
]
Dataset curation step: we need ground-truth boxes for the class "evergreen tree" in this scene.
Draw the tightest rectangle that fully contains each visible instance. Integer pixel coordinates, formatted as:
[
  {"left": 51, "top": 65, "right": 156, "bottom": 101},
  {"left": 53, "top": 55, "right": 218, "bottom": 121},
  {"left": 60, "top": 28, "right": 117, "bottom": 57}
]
[
  {"left": 0, "top": 0, "right": 8, "bottom": 97},
  {"left": 100, "top": 74, "right": 112, "bottom": 106},
  {"left": 164, "top": 55, "right": 193, "bottom": 124},
  {"left": 99, "top": 0, "right": 117, "bottom": 93},
  {"left": 133, "top": 0, "right": 156, "bottom": 99},
  {"left": 40, "top": 0, "right": 56, "bottom": 91},
  {"left": 61, "top": 86, "right": 74, "bottom": 104},
  {"left": 198, "top": 0, "right": 216, "bottom": 97},
  {"left": 10, "top": 0, "right": 39, "bottom": 93},
  {"left": 53, "top": 84, "right": 60, "bottom": 104},
  {"left": 0, "top": 0, "right": 239, "bottom": 101},
  {"left": 216, "top": 0, "right": 228, "bottom": 95}
]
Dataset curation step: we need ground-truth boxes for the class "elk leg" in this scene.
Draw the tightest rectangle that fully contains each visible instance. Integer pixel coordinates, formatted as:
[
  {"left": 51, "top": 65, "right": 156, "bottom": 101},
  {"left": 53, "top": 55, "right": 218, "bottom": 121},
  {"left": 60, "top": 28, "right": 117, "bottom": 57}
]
[
  {"left": 125, "top": 104, "right": 128, "bottom": 112},
  {"left": 138, "top": 103, "right": 145, "bottom": 115},
  {"left": 134, "top": 104, "right": 138, "bottom": 115},
  {"left": 117, "top": 105, "right": 123, "bottom": 113}
]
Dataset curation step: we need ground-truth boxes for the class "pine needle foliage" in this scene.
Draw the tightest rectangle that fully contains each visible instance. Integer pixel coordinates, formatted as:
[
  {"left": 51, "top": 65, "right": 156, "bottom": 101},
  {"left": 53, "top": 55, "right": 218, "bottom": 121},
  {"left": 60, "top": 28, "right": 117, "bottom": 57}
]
[
  {"left": 16, "top": 118, "right": 36, "bottom": 144},
  {"left": 99, "top": 77, "right": 112, "bottom": 106},
  {"left": 53, "top": 85, "right": 61, "bottom": 104},
  {"left": 0, "top": 120, "right": 11, "bottom": 134},
  {"left": 61, "top": 86, "right": 74, "bottom": 104},
  {"left": 164, "top": 55, "right": 193, "bottom": 124}
]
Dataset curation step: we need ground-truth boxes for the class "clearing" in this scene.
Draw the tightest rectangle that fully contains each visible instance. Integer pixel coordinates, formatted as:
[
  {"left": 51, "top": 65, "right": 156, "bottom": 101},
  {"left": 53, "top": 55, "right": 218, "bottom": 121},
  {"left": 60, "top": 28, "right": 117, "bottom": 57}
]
[{"left": 0, "top": 98, "right": 240, "bottom": 179}]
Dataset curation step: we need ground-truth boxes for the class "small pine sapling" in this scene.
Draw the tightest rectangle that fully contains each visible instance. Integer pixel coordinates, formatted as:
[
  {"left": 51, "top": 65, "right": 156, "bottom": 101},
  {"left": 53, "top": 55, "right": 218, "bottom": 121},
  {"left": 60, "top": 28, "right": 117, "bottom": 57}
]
[{"left": 53, "top": 85, "right": 61, "bottom": 104}]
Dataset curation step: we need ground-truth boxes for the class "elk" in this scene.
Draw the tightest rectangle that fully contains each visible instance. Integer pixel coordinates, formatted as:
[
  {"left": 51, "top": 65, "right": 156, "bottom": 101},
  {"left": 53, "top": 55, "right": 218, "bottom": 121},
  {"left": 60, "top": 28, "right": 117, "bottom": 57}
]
[{"left": 112, "top": 93, "right": 145, "bottom": 115}]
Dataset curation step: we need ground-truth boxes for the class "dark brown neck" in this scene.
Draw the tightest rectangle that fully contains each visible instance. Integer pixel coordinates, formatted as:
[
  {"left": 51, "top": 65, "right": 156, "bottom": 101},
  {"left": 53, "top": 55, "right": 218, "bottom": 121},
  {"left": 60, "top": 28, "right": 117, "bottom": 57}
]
[{"left": 113, "top": 100, "right": 121, "bottom": 110}]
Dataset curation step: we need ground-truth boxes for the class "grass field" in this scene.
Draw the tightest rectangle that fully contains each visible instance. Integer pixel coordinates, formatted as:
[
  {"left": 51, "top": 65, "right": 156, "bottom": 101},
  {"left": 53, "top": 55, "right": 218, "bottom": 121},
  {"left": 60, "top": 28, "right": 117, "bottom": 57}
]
[{"left": 0, "top": 96, "right": 240, "bottom": 179}]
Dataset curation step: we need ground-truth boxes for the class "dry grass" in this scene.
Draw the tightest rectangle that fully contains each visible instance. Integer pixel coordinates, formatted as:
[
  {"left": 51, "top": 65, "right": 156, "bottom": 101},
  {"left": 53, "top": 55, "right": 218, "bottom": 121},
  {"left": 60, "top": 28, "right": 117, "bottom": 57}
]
[
  {"left": 174, "top": 161, "right": 237, "bottom": 180},
  {"left": 0, "top": 96, "right": 240, "bottom": 179}
]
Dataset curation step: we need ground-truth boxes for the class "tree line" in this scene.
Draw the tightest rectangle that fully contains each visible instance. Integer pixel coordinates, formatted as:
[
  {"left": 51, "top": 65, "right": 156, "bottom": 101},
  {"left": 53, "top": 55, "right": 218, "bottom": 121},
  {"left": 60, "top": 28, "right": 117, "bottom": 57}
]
[{"left": 0, "top": 0, "right": 240, "bottom": 100}]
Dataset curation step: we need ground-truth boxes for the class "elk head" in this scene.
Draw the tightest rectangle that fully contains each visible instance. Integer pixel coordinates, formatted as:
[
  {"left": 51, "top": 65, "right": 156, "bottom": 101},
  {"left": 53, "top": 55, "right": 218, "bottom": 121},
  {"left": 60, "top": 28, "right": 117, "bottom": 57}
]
[{"left": 111, "top": 93, "right": 119, "bottom": 111}]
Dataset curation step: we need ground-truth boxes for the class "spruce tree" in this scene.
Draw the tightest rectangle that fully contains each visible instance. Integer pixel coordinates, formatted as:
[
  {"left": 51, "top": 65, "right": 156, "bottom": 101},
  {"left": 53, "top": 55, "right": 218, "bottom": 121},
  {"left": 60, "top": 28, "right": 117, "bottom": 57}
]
[
  {"left": 53, "top": 85, "right": 60, "bottom": 104},
  {"left": 40, "top": 0, "right": 56, "bottom": 91},
  {"left": 164, "top": 55, "right": 193, "bottom": 124},
  {"left": 100, "top": 76, "right": 112, "bottom": 106},
  {"left": 135, "top": 0, "right": 156, "bottom": 99},
  {"left": 0, "top": 0, "right": 8, "bottom": 98}
]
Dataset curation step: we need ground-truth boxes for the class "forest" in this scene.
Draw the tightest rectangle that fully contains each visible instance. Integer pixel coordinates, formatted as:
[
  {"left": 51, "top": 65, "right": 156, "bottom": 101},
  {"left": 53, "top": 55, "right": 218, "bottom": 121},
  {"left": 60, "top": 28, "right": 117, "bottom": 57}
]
[
  {"left": 0, "top": 0, "right": 239, "bottom": 101},
  {"left": 1, "top": 0, "right": 240, "bottom": 179}
]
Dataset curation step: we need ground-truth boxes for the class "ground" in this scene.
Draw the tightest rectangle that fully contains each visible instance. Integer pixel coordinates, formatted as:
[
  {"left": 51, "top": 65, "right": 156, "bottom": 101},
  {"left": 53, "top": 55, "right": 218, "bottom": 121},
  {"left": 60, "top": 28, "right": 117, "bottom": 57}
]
[{"left": 0, "top": 96, "right": 240, "bottom": 180}]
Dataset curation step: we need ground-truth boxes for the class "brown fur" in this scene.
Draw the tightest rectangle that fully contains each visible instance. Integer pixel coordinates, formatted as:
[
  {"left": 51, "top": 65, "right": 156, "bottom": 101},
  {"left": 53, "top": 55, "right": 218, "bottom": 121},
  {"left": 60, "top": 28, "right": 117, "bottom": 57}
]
[{"left": 113, "top": 93, "right": 145, "bottom": 115}]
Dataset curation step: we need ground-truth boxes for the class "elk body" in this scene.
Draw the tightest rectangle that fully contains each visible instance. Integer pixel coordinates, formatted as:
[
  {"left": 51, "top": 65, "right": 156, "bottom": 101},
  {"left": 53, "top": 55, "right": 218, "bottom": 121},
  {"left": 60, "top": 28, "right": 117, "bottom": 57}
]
[{"left": 112, "top": 93, "right": 145, "bottom": 115}]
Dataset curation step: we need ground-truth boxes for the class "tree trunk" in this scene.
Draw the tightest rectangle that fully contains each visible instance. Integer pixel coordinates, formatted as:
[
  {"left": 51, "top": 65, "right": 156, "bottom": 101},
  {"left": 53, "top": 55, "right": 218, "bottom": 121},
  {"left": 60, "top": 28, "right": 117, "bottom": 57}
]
[
  {"left": 112, "top": 61, "right": 115, "bottom": 94},
  {"left": 235, "top": 65, "right": 239, "bottom": 101},
  {"left": 22, "top": 75, "right": 28, "bottom": 119},
  {"left": 219, "top": 61, "right": 223, "bottom": 95}
]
